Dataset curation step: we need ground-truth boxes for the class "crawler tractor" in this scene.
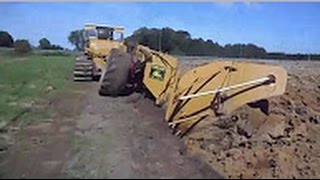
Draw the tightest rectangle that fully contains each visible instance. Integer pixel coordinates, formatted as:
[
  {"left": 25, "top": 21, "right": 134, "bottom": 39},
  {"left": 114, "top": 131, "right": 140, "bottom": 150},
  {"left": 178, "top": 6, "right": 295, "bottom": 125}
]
[
  {"left": 73, "top": 23, "right": 126, "bottom": 81},
  {"left": 99, "top": 44, "right": 287, "bottom": 137}
]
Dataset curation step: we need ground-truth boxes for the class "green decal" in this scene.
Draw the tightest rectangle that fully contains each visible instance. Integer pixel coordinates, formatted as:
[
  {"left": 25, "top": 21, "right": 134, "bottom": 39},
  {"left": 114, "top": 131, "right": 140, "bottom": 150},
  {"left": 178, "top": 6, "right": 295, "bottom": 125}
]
[{"left": 150, "top": 65, "right": 166, "bottom": 81}]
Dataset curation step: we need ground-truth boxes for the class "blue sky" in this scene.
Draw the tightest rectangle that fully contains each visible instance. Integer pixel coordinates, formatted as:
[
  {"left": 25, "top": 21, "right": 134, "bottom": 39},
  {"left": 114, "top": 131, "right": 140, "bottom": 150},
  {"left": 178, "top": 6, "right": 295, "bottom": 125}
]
[{"left": 0, "top": 2, "right": 319, "bottom": 53}]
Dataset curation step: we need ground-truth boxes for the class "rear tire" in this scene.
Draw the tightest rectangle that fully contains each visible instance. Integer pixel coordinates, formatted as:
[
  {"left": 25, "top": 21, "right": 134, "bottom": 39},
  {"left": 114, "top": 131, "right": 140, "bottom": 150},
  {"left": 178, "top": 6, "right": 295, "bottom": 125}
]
[{"left": 99, "top": 49, "right": 131, "bottom": 96}]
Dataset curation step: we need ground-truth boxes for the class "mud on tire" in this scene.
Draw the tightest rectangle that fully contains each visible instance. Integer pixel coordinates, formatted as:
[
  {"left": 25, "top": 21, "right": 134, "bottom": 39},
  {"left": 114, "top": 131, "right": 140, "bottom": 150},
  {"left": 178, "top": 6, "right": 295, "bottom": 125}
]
[{"left": 99, "top": 49, "right": 131, "bottom": 96}]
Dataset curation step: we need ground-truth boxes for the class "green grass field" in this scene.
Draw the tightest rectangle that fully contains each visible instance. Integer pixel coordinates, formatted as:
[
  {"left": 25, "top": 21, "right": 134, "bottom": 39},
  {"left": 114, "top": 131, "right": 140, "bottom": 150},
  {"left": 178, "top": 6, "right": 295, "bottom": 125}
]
[{"left": 0, "top": 48, "right": 75, "bottom": 128}]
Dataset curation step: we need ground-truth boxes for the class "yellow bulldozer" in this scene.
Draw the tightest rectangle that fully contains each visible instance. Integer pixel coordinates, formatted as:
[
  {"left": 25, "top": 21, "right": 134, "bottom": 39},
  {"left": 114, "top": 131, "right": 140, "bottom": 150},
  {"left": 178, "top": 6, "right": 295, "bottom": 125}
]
[
  {"left": 99, "top": 44, "right": 287, "bottom": 137},
  {"left": 73, "top": 23, "right": 126, "bottom": 81}
]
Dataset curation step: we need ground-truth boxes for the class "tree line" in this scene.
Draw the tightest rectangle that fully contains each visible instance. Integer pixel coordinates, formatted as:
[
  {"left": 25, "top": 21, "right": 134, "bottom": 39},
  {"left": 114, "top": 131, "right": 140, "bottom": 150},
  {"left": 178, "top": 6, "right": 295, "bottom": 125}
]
[
  {"left": 0, "top": 30, "right": 64, "bottom": 54},
  {"left": 38, "top": 38, "right": 63, "bottom": 50},
  {"left": 2, "top": 27, "right": 318, "bottom": 60},
  {"left": 125, "top": 27, "right": 267, "bottom": 58},
  {"left": 125, "top": 27, "right": 319, "bottom": 60}
]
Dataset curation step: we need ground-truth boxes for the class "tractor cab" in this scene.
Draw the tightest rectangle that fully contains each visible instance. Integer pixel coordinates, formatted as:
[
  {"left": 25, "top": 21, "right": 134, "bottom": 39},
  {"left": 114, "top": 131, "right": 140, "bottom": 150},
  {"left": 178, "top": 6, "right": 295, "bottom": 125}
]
[
  {"left": 79, "top": 23, "right": 126, "bottom": 80},
  {"left": 84, "top": 24, "right": 124, "bottom": 42},
  {"left": 83, "top": 24, "right": 125, "bottom": 57}
]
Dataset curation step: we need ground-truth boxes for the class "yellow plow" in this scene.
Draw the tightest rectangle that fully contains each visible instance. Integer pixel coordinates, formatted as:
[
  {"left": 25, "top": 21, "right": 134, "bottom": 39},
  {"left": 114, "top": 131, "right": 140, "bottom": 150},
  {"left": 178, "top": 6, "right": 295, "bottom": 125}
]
[{"left": 99, "top": 45, "right": 287, "bottom": 137}]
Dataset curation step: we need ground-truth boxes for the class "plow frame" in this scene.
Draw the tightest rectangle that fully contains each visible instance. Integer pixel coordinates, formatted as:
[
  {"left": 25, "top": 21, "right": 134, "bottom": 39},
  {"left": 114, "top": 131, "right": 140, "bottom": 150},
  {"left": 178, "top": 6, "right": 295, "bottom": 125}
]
[{"left": 137, "top": 46, "right": 287, "bottom": 137}]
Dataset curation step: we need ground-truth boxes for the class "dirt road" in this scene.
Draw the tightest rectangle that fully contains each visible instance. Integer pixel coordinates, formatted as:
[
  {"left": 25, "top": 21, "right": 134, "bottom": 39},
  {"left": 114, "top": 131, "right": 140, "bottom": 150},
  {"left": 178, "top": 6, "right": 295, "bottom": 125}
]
[{"left": 0, "top": 82, "right": 222, "bottom": 179}]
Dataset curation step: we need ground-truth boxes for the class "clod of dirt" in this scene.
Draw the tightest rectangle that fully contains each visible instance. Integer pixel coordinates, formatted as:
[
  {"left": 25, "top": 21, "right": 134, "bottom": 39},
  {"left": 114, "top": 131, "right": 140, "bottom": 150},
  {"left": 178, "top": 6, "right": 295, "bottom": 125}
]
[
  {"left": 225, "top": 148, "right": 243, "bottom": 160},
  {"left": 32, "top": 137, "right": 43, "bottom": 145},
  {"left": 291, "top": 123, "right": 307, "bottom": 138},
  {"left": 267, "top": 121, "right": 286, "bottom": 139},
  {"left": 233, "top": 135, "right": 249, "bottom": 148},
  {"left": 176, "top": 158, "right": 184, "bottom": 165},
  {"left": 9, "top": 127, "right": 20, "bottom": 131},
  {"left": 125, "top": 93, "right": 142, "bottom": 104},
  {"left": 235, "top": 108, "right": 268, "bottom": 139},
  {"left": 309, "top": 116, "right": 319, "bottom": 124},
  {"left": 45, "top": 85, "right": 55, "bottom": 93},
  {"left": 21, "top": 101, "right": 35, "bottom": 108},
  {"left": 236, "top": 125, "right": 251, "bottom": 138},
  {"left": 294, "top": 105, "right": 308, "bottom": 116},
  {"left": 252, "top": 114, "right": 286, "bottom": 140},
  {"left": 214, "top": 117, "right": 235, "bottom": 129},
  {"left": 268, "top": 159, "right": 277, "bottom": 168},
  {"left": 0, "top": 134, "right": 10, "bottom": 153},
  {"left": 0, "top": 122, "right": 8, "bottom": 130},
  {"left": 8, "top": 127, "right": 20, "bottom": 134}
]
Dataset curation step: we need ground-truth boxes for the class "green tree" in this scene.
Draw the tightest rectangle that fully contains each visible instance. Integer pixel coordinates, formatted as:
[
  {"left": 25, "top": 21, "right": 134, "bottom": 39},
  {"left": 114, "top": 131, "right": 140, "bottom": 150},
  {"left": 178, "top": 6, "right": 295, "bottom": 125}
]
[
  {"left": 242, "top": 43, "right": 267, "bottom": 59},
  {"left": 38, "top": 38, "right": 52, "bottom": 49},
  {"left": 14, "top": 39, "right": 32, "bottom": 54},
  {"left": 51, "top": 44, "right": 64, "bottom": 50},
  {"left": 68, "top": 29, "right": 85, "bottom": 51},
  {"left": 0, "top": 31, "right": 14, "bottom": 47}
]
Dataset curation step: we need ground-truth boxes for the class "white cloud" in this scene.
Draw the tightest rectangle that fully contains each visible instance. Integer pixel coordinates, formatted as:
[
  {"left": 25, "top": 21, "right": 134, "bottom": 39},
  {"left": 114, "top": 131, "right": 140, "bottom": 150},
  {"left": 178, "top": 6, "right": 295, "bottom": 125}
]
[
  {"left": 214, "top": 2, "right": 236, "bottom": 9},
  {"left": 243, "top": 2, "right": 262, "bottom": 10},
  {"left": 214, "top": 2, "right": 262, "bottom": 10}
]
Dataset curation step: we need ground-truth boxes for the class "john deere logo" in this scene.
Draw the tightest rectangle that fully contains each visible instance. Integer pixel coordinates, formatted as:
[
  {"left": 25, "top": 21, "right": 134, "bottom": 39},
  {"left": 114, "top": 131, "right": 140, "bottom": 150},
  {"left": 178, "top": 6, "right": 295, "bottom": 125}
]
[{"left": 150, "top": 65, "right": 166, "bottom": 81}]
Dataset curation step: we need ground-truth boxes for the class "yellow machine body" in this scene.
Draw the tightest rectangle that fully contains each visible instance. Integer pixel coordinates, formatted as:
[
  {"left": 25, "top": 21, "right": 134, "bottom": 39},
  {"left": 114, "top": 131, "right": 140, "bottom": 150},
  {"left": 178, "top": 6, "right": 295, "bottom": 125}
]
[
  {"left": 84, "top": 23, "right": 126, "bottom": 71},
  {"left": 136, "top": 46, "right": 287, "bottom": 136},
  {"left": 86, "top": 39, "right": 126, "bottom": 70}
]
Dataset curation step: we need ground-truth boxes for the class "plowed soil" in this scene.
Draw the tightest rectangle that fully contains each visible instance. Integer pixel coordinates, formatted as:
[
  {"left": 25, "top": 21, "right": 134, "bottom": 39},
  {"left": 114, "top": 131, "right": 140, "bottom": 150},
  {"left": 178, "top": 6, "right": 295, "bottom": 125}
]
[{"left": 181, "top": 58, "right": 320, "bottom": 179}]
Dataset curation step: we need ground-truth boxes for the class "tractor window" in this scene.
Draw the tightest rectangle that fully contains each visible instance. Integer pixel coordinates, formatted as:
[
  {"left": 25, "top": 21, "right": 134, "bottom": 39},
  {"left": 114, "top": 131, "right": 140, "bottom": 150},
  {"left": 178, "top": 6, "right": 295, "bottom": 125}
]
[
  {"left": 113, "top": 32, "right": 124, "bottom": 42},
  {"left": 85, "top": 29, "right": 97, "bottom": 39},
  {"left": 96, "top": 27, "right": 113, "bottom": 40}
]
